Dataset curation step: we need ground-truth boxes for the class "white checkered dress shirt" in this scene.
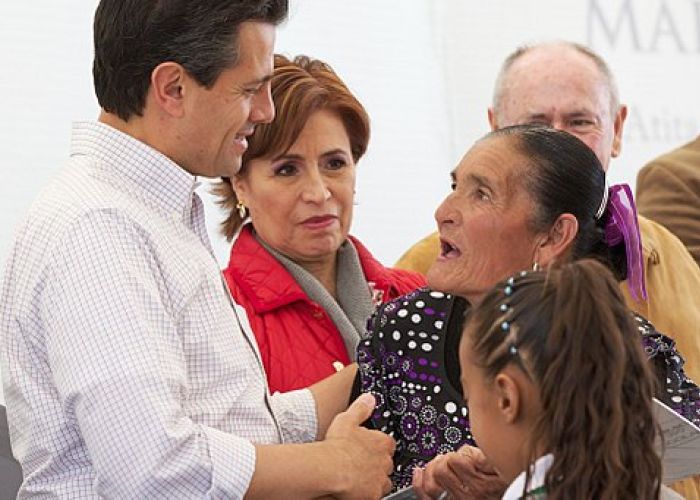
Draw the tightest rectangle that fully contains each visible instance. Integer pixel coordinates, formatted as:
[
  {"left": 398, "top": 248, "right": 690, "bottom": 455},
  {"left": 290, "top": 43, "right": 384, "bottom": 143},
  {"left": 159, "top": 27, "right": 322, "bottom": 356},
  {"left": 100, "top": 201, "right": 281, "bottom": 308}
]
[{"left": 0, "top": 122, "right": 317, "bottom": 499}]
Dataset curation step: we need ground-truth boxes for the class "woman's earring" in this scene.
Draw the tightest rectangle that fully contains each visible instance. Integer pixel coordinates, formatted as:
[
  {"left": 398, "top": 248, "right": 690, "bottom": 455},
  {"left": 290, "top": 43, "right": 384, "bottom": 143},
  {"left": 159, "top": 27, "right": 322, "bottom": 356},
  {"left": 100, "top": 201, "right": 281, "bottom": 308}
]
[
  {"left": 532, "top": 261, "right": 541, "bottom": 272},
  {"left": 236, "top": 201, "right": 247, "bottom": 220}
]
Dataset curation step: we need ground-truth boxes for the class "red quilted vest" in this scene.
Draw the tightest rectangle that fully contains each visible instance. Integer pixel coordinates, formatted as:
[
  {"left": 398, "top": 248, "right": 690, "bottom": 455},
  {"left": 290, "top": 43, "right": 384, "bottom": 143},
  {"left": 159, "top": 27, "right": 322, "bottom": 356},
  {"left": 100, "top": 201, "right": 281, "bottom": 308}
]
[{"left": 222, "top": 225, "right": 426, "bottom": 393}]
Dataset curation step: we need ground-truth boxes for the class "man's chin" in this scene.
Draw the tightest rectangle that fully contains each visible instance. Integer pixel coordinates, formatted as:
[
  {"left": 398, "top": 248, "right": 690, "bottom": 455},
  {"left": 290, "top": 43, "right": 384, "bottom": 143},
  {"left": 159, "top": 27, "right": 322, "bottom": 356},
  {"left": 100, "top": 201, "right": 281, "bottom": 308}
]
[{"left": 221, "top": 159, "right": 243, "bottom": 179}]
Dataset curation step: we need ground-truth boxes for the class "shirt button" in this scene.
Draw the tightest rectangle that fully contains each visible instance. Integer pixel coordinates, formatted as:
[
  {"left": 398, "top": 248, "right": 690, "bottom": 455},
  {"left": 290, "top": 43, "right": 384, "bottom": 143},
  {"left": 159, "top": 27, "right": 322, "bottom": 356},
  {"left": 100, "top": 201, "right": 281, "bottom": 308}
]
[
  {"left": 313, "top": 310, "right": 324, "bottom": 320},
  {"left": 649, "top": 249, "right": 660, "bottom": 265}
]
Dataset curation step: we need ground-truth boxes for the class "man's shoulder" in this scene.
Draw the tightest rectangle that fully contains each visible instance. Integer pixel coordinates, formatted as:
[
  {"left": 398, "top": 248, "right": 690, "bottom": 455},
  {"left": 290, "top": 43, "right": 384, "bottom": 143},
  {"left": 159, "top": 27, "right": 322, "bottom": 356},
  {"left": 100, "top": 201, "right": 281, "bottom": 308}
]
[
  {"left": 639, "top": 136, "right": 700, "bottom": 179},
  {"left": 410, "top": 231, "right": 440, "bottom": 250},
  {"left": 20, "top": 160, "right": 148, "bottom": 248},
  {"left": 394, "top": 231, "right": 439, "bottom": 273},
  {"left": 6, "top": 157, "right": 174, "bottom": 293},
  {"left": 638, "top": 215, "right": 699, "bottom": 273},
  {"left": 639, "top": 215, "right": 685, "bottom": 250}
]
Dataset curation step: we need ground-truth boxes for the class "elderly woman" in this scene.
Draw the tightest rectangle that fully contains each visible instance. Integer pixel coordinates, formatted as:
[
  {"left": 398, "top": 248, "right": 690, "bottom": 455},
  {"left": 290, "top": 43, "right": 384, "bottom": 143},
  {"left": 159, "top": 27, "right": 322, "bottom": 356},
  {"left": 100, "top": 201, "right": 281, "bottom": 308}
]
[
  {"left": 216, "top": 55, "right": 424, "bottom": 394},
  {"left": 356, "top": 125, "right": 700, "bottom": 496}
]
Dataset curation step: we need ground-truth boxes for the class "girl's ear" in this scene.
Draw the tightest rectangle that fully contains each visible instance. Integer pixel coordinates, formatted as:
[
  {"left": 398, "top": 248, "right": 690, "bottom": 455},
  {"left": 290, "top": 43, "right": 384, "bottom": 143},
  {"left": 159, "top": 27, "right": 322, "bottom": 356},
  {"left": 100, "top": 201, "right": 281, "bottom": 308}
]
[
  {"left": 535, "top": 213, "right": 579, "bottom": 268},
  {"left": 493, "top": 373, "right": 521, "bottom": 424}
]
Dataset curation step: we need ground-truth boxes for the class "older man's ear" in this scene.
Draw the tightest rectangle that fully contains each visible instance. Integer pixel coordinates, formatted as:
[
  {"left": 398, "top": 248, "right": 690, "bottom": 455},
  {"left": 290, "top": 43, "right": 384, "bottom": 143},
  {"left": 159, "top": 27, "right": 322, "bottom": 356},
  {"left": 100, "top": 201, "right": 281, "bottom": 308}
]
[
  {"left": 610, "top": 104, "right": 628, "bottom": 159},
  {"left": 487, "top": 107, "right": 498, "bottom": 131},
  {"left": 534, "top": 213, "right": 579, "bottom": 268}
]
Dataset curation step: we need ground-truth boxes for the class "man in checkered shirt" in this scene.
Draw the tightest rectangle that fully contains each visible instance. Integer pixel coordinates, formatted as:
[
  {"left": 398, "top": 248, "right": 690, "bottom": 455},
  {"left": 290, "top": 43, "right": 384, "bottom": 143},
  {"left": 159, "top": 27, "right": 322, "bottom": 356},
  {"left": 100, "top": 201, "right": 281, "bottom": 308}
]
[{"left": 0, "top": 1, "right": 395, "bottom": 498}]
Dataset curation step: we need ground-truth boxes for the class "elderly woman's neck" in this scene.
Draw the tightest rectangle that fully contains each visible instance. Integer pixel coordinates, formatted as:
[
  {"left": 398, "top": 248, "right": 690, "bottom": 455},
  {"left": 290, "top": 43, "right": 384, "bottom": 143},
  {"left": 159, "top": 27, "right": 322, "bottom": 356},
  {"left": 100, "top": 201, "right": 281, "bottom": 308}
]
[
  {"left": 300, "top": 256, "right": 339, "bottom": 299},
  {"left": 463, "top": 292, "right": 485, "bottom": 308}
]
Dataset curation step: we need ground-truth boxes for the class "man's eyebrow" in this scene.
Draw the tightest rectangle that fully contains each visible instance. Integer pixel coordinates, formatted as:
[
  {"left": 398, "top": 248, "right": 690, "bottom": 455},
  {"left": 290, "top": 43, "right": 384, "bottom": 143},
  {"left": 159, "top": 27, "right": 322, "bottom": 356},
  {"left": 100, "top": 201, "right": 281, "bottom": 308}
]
[
  {"left": 564, "top": 109, "right": 600, "bottom": 119},
  {"left": 525, "top": 112, "right": 549, "bottom": 121},
  {"left": 244, "top": 73, "right": 273, "bottom": 86}
]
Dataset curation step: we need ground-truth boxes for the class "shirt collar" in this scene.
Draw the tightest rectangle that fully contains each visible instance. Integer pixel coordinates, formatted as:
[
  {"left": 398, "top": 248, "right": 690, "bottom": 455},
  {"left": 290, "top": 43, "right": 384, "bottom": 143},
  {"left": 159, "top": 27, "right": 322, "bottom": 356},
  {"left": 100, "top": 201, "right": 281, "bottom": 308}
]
[
  {"left": 70, "top": 121, "right": 200, "bottom": 223},
  {"left": 502, "top": 454, "right": 553, "bottom": 500}
]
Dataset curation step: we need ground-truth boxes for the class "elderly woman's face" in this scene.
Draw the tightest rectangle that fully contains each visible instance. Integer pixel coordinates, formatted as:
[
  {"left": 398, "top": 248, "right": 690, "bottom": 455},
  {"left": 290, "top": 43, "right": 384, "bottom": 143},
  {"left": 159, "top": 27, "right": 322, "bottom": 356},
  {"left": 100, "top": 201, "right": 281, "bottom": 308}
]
[
  {"left": 427, "top": 136, "right": 543, "bottom": 302},
  {"left": 234, "top": 109, "right": 356, "bottom": 264}
]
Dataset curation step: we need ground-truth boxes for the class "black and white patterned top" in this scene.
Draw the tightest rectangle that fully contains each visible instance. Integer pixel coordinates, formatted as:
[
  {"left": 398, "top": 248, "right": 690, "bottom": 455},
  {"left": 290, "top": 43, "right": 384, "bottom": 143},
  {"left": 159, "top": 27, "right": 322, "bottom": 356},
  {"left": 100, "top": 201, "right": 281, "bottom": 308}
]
[
  {"left": 357, "top": 288, "right": 700, "bottom": 490},
  {"left": 637, "top": 315, "right": 700, "bottom": 425},
  {"left": 357, "top": 288, "right": 473, "bottom": 489}
]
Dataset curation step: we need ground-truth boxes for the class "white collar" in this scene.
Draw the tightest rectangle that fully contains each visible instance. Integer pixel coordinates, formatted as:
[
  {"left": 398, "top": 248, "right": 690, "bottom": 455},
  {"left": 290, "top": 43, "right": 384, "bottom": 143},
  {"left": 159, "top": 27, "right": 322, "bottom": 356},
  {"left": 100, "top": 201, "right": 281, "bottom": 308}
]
[{"left": 502, "top": 454, "right": 553, "bottom": 500}]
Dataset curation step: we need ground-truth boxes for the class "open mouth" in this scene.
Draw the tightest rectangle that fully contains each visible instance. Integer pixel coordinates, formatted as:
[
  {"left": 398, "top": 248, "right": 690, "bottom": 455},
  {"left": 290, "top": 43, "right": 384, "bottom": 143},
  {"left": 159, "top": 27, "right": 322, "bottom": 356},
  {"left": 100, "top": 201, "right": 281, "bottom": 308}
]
[{"left": 439, "top": 238, "right": 461, "bottom": 259}]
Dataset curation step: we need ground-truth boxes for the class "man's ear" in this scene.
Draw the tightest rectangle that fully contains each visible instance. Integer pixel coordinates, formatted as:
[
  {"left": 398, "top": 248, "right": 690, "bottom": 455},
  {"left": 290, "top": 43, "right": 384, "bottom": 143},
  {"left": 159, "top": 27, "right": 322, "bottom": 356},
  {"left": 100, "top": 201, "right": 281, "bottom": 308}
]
[
  {"left": 487, "top": 107, "right": 499, "bottom": 131},
  {"left": 536, "top": 213, "right": 579, "bottom": 268},
  {"left": 150, "top": 62, "right": 188, "bottom": 118},
  {"left": 611, "top": 104, "right": 627, "bottom": 158},
  {"left": 494, "top": 373, "right": 521, "bottom": 424}
]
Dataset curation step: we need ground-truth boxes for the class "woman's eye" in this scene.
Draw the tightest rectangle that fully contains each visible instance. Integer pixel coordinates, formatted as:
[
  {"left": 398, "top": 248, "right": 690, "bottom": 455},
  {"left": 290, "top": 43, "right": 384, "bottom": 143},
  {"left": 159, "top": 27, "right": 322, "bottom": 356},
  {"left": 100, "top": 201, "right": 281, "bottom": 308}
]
[
  {"left": 326, "top": 157, "right": 348, "bottom": 170},
  {"left": 274, "top": 163, "right": 297, "bottom": 176}
]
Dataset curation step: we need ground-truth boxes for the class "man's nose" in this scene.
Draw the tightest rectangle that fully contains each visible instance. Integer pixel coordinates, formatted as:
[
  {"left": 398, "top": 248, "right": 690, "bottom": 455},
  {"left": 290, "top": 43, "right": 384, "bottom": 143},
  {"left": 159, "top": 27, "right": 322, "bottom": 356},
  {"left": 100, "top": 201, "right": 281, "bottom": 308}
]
[{"left": 251, "top": 83, "right": 275, "bottom": 124}]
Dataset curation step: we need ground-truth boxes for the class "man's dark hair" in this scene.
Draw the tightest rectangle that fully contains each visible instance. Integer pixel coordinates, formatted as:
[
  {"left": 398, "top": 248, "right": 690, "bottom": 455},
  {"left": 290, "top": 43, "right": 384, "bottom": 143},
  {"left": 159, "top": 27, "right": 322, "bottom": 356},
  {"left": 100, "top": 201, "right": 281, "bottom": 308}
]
[{"left": 93, "top": 0, "right": 288, "bottom": 121}]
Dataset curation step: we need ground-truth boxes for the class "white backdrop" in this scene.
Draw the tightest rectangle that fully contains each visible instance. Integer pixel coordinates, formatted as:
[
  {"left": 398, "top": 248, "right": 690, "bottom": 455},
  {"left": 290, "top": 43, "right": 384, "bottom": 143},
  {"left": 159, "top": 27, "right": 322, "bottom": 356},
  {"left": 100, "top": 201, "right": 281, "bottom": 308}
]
[{"left": 1, "top": 0, "right": 698, "bottom": 403}]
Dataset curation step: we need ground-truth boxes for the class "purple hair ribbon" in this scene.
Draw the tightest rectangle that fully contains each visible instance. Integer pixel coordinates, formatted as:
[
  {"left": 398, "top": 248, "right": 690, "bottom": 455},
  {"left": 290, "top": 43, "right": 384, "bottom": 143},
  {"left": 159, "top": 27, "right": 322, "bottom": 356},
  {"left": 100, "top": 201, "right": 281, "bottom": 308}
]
[{"left": 603, "top": 183, "right": 647, "bottom": 302}]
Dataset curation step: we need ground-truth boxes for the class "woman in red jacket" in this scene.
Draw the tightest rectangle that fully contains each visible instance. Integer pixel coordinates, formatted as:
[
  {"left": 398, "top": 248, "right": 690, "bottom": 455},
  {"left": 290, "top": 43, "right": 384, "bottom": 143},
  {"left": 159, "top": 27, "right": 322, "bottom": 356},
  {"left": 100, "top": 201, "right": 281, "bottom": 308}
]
[{"left": 215, "top": 55, "right": 425, "bottom": 393}]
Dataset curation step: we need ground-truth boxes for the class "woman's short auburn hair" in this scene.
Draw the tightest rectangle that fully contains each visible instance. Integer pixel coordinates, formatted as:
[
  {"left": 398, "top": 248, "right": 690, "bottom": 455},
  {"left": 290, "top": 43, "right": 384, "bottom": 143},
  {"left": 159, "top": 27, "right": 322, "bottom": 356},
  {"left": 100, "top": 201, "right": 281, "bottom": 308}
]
[{"left": 215, "top": 54, "right": 370, "bottom": 240}]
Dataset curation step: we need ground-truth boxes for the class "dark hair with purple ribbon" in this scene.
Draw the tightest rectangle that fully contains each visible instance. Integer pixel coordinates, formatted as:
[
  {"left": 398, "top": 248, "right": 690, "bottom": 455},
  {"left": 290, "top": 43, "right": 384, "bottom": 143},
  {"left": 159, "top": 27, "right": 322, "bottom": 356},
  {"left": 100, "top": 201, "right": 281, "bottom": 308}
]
[
  {"left": 485, "top": 125, "right": 646, "bottom": 300},
  {"left": 600, "top": 184, "right": 647, "bottom": 301}
]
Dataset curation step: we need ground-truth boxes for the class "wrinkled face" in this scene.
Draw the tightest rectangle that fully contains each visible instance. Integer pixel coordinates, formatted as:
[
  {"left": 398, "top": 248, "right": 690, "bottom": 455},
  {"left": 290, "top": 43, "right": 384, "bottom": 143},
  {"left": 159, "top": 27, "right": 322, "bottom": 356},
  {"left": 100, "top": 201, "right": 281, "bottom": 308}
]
[
  {"left": 494, "top": 45, "right": 624, "bottom": 171},
  {"left": 182, "top": 22, "right": 276, "bottom": 178},
  {"left": 427, "top": 136, "right": 542, "bottom": 303},
  {"left": 459, "top": 334, "right": 510, "bottom": 479},
  {"left": 234, "top": 109, "right": 356, "bottom": 265}
]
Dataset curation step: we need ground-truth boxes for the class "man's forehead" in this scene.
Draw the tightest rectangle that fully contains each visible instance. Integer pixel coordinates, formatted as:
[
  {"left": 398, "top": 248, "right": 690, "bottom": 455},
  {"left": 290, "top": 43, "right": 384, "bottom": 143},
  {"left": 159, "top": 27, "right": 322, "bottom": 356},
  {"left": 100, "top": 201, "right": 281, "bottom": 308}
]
[
  {"left": 518, "top": 103, "right": 603, "bottom": 119},
  {"left": 507, "top": 46, "right": 606, "bottom": 90},
  {"left": 502, "top": 68, "right": 612, "bottom": 117}
]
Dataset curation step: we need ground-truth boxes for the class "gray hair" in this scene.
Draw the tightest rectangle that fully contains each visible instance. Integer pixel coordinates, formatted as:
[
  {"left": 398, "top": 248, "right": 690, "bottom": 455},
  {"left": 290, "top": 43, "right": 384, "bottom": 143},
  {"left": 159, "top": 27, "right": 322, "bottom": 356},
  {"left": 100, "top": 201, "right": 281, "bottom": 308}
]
[{"left": 491, "top": 41, "right": 620, "bottom": 121}]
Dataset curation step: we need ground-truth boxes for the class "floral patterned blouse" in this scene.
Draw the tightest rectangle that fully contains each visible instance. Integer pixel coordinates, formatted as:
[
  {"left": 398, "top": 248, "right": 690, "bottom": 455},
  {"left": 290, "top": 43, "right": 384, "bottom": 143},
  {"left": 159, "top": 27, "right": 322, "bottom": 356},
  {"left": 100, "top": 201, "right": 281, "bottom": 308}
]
[{"left": 357, "top": 288, "right": 700, "bottom": 490}]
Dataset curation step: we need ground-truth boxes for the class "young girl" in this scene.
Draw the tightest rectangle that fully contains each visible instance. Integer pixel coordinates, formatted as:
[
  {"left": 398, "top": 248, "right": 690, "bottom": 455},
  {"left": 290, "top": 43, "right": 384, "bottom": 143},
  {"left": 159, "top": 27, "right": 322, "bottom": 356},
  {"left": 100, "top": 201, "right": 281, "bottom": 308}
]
[{"left": 460, "top": 259, "right": 662, "bottom": 499}]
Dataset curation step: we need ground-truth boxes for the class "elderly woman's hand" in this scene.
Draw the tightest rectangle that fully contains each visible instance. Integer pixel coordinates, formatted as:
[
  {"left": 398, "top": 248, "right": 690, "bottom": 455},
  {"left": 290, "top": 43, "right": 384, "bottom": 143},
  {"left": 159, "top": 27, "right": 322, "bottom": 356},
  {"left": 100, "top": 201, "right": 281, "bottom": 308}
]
[{"left": 412, "top": 445, "right": 506, "bottom": 500}]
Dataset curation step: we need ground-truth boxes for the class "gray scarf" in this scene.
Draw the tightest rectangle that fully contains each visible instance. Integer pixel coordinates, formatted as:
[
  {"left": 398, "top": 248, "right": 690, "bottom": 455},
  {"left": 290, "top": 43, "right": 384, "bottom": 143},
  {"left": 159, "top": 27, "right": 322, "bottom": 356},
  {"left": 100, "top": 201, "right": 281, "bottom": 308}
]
[{"left": 256, "top": 234, "right": 375, "bottom": 359}]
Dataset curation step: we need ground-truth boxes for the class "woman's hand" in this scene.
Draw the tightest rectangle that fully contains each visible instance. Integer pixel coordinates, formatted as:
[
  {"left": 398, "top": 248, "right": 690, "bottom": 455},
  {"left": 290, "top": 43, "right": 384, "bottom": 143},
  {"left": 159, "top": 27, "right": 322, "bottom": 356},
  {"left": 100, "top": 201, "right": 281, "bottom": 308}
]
[{"left": 412, "top": 445, "right": 506, "bottom": 499}]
